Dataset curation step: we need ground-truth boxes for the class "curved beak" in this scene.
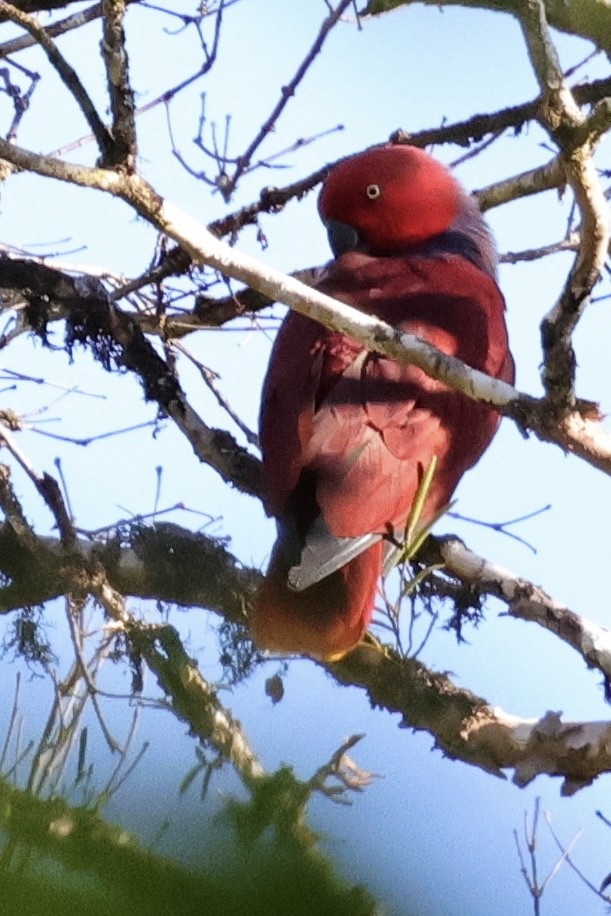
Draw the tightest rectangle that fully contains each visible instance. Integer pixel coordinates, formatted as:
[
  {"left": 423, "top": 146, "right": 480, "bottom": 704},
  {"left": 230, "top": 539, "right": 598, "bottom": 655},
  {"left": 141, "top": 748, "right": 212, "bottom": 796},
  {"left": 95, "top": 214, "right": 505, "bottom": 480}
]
[{"left": 326, "top": 219, "right": 360, "bottom": 257}]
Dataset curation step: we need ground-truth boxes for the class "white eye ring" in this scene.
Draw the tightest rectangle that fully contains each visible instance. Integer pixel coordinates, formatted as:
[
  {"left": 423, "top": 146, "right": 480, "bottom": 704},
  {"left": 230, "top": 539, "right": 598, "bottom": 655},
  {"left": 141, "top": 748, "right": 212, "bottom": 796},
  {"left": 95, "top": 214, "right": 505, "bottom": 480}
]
[{"left": 366, "top": 183, "right": 381, "bottom": 199}]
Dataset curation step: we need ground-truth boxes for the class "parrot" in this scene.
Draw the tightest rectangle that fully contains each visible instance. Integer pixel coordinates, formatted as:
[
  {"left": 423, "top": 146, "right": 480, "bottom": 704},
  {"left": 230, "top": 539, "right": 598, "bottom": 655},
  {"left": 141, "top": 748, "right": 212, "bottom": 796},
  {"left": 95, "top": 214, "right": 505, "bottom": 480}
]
[{"left": 252, "top": 144, "right": 514, "bottom": 660}]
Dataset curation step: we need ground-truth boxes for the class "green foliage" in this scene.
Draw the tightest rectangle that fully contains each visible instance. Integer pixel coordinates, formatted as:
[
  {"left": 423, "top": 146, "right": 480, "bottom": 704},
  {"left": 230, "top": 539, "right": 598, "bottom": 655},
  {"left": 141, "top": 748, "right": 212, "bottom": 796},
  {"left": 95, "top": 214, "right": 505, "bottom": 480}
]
[
  {"left": 0, "top": 773, "right": 381, "bottom": 916},
  {"left": 218, "top": 767, "right": 380, "bottom": 916}
]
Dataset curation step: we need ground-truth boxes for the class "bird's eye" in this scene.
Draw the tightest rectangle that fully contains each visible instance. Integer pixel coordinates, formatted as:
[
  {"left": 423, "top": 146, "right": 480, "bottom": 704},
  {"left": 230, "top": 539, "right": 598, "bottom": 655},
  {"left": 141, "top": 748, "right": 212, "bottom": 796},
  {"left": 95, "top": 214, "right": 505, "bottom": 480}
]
[{"left": 366, "top": 183, "right": 381, "bottom": 200}]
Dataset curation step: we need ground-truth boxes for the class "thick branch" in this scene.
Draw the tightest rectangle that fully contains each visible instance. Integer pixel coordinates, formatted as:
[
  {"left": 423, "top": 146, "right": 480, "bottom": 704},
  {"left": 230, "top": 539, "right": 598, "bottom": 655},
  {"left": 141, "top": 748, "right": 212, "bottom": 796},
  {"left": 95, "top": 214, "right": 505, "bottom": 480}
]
[
  {"left": 420, "top": 537, "right": 611, "bottom": 687},
  {"left": 332, "top": 646, "right": 611, "bottom": 793},
  {"left": 100, "top": 0, "right": 136, "bottom": 168},
  {"left": 130, "top": 621, "right": 264, "bottom": 782},
  {"left": 475, "top": 156, "right": 565, "bottom": 211},
  {"left": 4, "top": 521, "right": 611, "bottom": 791},
  {"left": 0, "top": 256, "right": 261, "bottom": 496},
  {"left": 7, "top": 517, "right": 611, "bottom": 713},
  {"left": 0, "top": 144, "right": 610, "bottom": 479},
  {"left": 363, "top": 0, "right": 611, "bottom": 54},
  {"left": 519, "top": 2, "right": 610, "bottom": 409},
  {"left": 0, "top": 520, "right": 258, "bottom": 622}
]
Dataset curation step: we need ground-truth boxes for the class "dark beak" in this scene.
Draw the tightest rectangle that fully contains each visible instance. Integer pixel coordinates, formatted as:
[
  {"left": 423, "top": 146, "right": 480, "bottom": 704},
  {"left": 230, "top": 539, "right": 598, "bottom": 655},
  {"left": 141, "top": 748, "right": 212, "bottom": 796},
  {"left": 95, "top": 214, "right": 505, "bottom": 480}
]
[{"left": 326, "top": 219, "right": 360, "bottom": 257}]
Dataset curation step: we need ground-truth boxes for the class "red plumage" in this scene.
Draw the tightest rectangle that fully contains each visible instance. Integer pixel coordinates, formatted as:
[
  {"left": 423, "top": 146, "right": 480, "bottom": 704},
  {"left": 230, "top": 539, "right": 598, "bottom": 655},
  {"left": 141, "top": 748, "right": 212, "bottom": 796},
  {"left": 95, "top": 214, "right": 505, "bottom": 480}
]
[{"left": 252, "top": 145, "right": 514, "bottom": 659}]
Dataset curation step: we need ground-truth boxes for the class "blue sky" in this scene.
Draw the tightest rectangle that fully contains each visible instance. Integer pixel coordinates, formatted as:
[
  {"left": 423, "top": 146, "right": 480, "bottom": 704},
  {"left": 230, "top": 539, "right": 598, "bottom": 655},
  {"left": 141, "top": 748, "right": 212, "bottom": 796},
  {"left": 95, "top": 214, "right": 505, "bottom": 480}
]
[{"left": 1, "top": 1, "right": 611, "bottom": 913}]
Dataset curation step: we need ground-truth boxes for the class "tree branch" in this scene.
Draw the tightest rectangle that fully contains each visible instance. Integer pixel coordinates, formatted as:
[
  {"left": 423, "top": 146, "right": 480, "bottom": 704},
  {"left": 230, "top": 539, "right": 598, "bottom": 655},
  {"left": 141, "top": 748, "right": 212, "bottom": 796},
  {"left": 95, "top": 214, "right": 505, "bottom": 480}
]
[
  {"left": 519, "top": 1, "right": 610, "bottom": 410},
  {"left": 129, "top": 620, "right": 264, "bottom": 784},
  {"left": 0, "top": 420, "right": 74, "bottom": 546},
  {"left": 0, "top": 518, "right": 258, "bottom": 622},
  {"left": 100, "top": 0, "right": 136, "bottom": 169},
  {"left": 4, "top": 517, "right": 611, "bottom": 791},
  {"left": 0, "top": 1, "right": 114, "bottom": 160},
  {"left": 0, "top": 141, "right": 610, "bottom": 481},
  {"left": 419, "top": 536, "right": 611, "bottom": 690},
  {"left": 0, "top": 2, "right": 108, "bottom": 59},
  {"left": 332, "top": 646, "right": 611, "bottom": 794},
  {"left": 223, "top": 0, "right": 353, "bottom": 198},
  {"left": 0, "top": 257, "right": 262, "bottom": 496},
  {"left": 363, "top": 0, "right": 611, "bottom": 55}
]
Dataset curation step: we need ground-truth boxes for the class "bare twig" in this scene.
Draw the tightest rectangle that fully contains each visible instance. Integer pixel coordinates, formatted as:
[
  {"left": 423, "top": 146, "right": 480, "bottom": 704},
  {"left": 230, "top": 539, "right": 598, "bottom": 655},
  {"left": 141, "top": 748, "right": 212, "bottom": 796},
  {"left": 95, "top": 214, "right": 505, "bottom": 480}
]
[
  {"left": 0, "top": 3, "right": 108, "bottom": 59},
  {"left": 514, "top": 799, "right": 543, "bottom": 916},
  {"left": 0, "top": 1, "right": 113, "bottom": 159},
  {"left": 171, "top": 339, "right": 259, "bottom": 446},
  {"left": 0, "top": 672, "right": 22, "bottom": 772},
  {"left": 543, "top": 810, "right": 610, "bottom": 902},
  {"left": 223, "top": 0, "right": 353, "bottom": 198},
  {"left": 0, "top": 419, "right": 75, "bottom": 545},
  {"left": 307, "top": 734, "right": 379, "bottom": 804},
  {"left": 50, "top": 0, "right": 226, "bottom": 160}
]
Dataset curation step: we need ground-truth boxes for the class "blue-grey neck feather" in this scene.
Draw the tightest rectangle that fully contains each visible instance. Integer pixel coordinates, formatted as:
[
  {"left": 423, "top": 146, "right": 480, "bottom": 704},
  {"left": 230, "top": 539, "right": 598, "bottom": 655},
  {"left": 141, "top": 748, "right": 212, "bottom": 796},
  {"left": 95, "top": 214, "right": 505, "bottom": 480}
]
[{"left": 448, "top": 192, "right": 498, "bottom": 278}]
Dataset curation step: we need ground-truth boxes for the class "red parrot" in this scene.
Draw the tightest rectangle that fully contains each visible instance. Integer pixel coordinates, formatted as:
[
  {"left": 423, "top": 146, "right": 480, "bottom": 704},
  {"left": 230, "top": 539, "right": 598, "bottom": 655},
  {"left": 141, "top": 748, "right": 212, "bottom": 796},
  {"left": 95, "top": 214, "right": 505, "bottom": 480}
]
[{"left": 252, "top": 144, "right": 514, "bottom": 659}]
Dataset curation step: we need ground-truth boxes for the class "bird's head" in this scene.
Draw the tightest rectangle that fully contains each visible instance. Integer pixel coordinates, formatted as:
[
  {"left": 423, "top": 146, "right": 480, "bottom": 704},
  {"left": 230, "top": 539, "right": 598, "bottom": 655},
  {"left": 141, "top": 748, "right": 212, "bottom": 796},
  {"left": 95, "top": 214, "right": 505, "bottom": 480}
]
[{"left": 318, "top": 144, "right": 495, "bottom": 273}]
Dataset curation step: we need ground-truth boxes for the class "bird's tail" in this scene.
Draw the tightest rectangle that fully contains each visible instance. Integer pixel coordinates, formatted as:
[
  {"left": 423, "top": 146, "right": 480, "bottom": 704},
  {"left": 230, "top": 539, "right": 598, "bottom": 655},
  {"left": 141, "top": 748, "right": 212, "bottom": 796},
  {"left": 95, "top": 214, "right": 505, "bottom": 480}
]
[{"left": 251, "top": 541, "right": 383, "bottom": 660}]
